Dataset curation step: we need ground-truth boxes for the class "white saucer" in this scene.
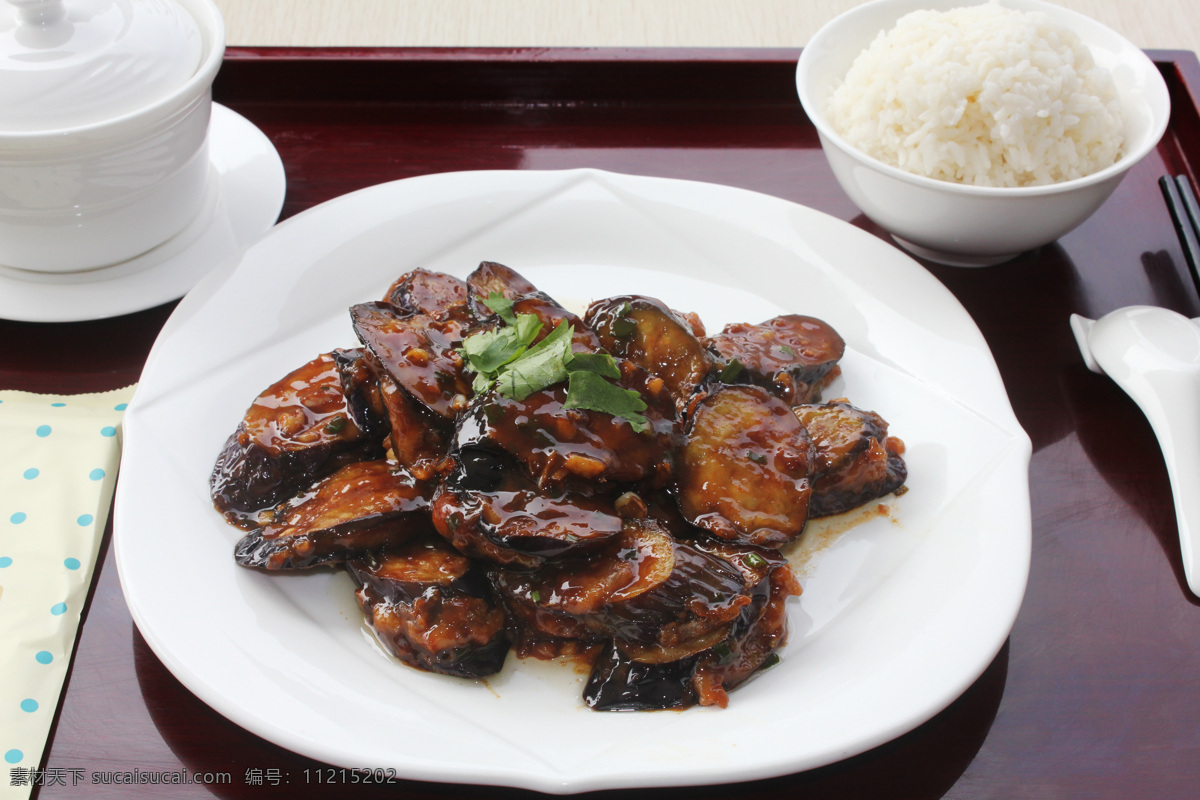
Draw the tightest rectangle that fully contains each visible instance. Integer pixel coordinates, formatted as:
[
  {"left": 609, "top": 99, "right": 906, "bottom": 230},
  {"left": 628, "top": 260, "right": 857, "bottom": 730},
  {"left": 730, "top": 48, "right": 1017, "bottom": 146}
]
[{"left": 0, "top": 104, "right": 286, "bottom": 323}]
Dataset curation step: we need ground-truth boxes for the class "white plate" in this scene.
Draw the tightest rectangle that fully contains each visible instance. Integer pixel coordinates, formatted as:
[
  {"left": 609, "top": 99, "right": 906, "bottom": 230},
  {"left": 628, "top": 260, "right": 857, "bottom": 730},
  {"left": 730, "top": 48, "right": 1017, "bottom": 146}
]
[
  {"left": 115, "top": 169, "right": 1031, "bottom": 794},
  {"left": 0, "top": 104, "right": 286, "bottom": 323}
]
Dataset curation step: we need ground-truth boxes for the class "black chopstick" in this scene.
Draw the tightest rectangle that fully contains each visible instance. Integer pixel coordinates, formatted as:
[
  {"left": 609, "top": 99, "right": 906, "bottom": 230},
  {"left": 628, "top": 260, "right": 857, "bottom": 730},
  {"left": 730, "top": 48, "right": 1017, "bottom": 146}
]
[{"left": 1159, "top": 174, "right": 1200, "bottom": 298}]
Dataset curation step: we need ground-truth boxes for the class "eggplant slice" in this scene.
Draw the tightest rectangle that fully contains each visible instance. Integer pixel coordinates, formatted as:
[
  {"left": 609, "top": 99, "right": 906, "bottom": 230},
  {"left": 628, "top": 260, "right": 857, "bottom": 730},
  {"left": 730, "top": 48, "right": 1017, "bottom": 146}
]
[
  {"left": 383, "top": 268, "right": 472, "bottom": 320},
  {"left": 347, "top": 533, "right": 509, "bottom": 678},
  {"left": 793, "top": 399, "right": 907, "bottom": 516},
  {"left": 676, "top": 384, "right": 814, "bottom": 547},
  {"left": 369, "top": 356, "right": 453, "bottom": 477},
  {"left": 331, "top": 348, "right": 391, "bottom": 443},
  {"left": 350, "top": 301, "right": 474, "bottom": 420},
  {"left": 431, "top": 446, "right": 625, "bottom": 568},
  {"left": 211, "top": 352, "right": 385, "bottom": 526},
  {"left": 466, "top": 260, "right": 541, "bottom": 303},
  {"left": 705, "top": 314, "right": 845, "bottom": 405},
  {"left": 585, "top": 295, "right": 716, "bottom": 411},
  {"left": 234, "top": 460, "right": 433, "bottom": 570},
  {"left": 494, "top": 518, "right": 751, "bottom": 660},
  {"left": 583, "top": 536, "right": 801, "bottom": 711}
]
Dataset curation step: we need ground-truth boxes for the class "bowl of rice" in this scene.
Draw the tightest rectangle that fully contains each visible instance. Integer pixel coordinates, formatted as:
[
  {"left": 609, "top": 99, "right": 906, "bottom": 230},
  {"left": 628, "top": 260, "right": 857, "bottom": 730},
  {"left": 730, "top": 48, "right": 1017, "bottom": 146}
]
[{"left": 796, "top": 0, "right": 1170, "bottom": 266}]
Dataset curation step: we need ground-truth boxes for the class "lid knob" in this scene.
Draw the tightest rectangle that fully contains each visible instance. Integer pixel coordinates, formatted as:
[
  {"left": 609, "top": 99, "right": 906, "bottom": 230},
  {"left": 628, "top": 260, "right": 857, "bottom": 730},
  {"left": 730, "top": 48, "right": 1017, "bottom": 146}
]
[{"left": 8, "top": 1, "right": 67, "bottom": 25}]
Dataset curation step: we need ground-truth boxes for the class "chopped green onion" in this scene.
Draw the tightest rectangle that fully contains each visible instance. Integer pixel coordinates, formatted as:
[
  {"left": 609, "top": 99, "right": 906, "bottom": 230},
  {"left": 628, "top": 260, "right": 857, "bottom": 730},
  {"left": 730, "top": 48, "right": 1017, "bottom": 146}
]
[
  {"left": 719, "top": 358, "right": 744, "bottom": 382},
  {"left": 611, "top": 301, "right": 637, "bottom": 338}
]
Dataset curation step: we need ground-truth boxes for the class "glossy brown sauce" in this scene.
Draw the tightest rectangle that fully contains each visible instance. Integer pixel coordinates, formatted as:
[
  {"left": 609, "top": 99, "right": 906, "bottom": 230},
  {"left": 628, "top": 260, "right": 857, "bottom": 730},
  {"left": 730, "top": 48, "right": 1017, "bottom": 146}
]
[
  {"left": 264, "top": 461, "right": 429, "bottom": 539},
  {"left": 351, "top": 301, "right": 473, "bottom": 419},
  {"left": 367, "top": 536, "right": 472, "bottom": 585},
  {"left": 482, "top": 489, "right": 623, "bottom": 549},
  {"left": 384, "top": 267, "right": 471, "bottom": 315},
  {"left": 242, "top": 352, "right": 361, "bottom": 453},
  {"left": 214, "top": 262, "right": 908, "bottom": 710}
]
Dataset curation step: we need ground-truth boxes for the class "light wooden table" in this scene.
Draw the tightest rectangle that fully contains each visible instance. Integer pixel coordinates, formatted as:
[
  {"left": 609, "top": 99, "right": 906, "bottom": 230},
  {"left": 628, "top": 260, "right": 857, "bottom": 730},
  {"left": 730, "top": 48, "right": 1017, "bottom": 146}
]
[{"left": 213, "top": 0, "right": 1200, "bottom": 55}]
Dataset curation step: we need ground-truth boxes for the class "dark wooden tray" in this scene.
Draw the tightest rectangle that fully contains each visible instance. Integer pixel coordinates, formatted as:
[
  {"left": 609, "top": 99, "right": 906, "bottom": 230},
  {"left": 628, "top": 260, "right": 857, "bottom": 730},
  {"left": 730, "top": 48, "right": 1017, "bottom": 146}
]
[{"left": 10, "top": 47, "right": 1200, "bottom": 799}]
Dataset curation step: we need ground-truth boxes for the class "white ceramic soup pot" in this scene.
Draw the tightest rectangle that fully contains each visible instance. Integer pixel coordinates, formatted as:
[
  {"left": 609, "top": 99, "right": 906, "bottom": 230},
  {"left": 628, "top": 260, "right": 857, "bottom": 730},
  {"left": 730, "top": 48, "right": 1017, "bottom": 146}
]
[
  {"left": 796, "top": 0, "right": 1170, "bottom": 267},
  {"left": 0, "top": 0, "right": 225, "bottom": 273}
]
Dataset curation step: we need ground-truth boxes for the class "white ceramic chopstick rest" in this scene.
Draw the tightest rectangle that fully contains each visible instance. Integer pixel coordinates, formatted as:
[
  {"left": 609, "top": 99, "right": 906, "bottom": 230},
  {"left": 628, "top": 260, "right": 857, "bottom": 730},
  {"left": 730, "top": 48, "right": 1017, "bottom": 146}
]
[{"left": 1070, "top": 305, "right": 1200, "bottom": 597}]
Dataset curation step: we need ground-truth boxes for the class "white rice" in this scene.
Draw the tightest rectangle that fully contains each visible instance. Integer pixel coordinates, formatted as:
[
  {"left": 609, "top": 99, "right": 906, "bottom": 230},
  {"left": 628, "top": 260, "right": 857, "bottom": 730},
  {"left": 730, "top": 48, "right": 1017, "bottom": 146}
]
[{"left": 826, "top": 1, "right": 1125, "bottom": 187}]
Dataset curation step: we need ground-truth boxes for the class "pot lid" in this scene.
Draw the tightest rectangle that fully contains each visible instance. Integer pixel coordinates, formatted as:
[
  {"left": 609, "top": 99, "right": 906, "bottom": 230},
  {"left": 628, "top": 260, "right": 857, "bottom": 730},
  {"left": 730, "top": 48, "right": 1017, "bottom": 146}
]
[{"left": 0, "top": 0, "right": 203, "bottom": 132}]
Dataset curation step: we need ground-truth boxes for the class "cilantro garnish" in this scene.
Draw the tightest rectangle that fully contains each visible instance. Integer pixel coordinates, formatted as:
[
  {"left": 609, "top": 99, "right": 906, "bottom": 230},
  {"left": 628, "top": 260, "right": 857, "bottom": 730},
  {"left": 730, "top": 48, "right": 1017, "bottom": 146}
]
[
  {"left": 563, "top": 369, "right": 649, "bottom": 433},
  {"left": 458, "top": 300, "right": 651, "bottom": 431},
  {"left": 493, "top": 319, "right": 573, "bottom": 401},
  {"left": 481, "top": 292, "right": 518, "bottom": 325},
  {"left": 459, "top": 294, "right": 544, "bottom": 394},
  {"left": 564, "top": 351, "right": 621, "bottom": 379}
]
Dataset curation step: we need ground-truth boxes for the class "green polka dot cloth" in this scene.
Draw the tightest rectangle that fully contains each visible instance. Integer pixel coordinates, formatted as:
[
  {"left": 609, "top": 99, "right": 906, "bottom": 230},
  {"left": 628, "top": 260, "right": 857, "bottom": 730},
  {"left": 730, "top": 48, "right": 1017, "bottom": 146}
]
[{"left": 0, "top": 386, "right": 134, "bottom": 798}]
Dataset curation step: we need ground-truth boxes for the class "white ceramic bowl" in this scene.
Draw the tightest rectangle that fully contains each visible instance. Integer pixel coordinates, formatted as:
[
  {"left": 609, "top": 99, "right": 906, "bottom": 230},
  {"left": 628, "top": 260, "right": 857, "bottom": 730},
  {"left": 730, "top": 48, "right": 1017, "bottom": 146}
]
[
  {"left": 0, "top": 0, "right": 225, "bottom": 273},
  {"left": 796, "top": 0, "right": 1171, "bottom": 266}
]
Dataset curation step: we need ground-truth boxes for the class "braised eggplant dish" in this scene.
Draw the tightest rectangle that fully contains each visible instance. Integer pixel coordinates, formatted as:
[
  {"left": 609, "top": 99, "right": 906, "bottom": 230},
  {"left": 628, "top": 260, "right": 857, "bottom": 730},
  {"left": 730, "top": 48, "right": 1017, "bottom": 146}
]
[{"left": 210, "top": 262, "right": 907, "bottom": 711}]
